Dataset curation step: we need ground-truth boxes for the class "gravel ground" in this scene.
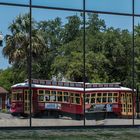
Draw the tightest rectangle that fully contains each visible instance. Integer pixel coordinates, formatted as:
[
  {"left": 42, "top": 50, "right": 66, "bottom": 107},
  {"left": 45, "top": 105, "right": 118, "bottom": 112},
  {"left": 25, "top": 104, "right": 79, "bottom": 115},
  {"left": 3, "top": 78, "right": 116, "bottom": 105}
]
[
  {"left": 0, "top": 112, "right": 140, "bottom": 126},
  {"left": 0, "top": 113, "right": 140, "bottom": 139}
]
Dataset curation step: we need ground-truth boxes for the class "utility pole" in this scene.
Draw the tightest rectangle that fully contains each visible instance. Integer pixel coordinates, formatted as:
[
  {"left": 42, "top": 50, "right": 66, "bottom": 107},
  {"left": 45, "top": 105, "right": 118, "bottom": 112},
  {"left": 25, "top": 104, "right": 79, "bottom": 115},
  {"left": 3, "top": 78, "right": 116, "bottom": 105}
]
[{"left": 0, "top": 32, "right": 3, "bottom": 47}]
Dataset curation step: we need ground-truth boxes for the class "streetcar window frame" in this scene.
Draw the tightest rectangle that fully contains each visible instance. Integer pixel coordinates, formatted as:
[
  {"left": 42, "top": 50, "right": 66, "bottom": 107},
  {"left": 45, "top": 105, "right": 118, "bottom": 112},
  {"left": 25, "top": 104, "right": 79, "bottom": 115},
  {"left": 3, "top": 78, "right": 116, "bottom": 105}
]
[
  {"left": 12, "top": 90, "right": 23, "bottom": 101},
  {"left": 70, "top": 92, "right": 81, "bottom": 105},
  {"left": 63, "top": 92, "right": 69, "bottom": 103}
]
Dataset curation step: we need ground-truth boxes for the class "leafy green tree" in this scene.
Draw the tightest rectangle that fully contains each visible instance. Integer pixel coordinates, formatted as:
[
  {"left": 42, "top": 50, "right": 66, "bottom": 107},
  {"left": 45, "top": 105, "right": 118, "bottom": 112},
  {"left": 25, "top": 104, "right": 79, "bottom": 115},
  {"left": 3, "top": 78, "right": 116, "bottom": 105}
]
[
  {"left": 34, "top": 15, "right": 82, "bottom": 80},
  {"left": 135, "top": 24, "right": 140, "bottom": 87},
  {"left": 32, "top": 17, "right": 63, "bottom": 79},
  {"left": 86, "top": 13, "right": 106, "bottom": 34},
  {"left": 103, "top": 28, "right": 132, "bottom": 86},
  {"left": 1, "top": 12, "right": 137, "bottom": 88},
  {"left": 52, "top": 36, "right": 83, "bottom": 81},
  {"left": 62, "top": 15, "right": 81, "bottom": 44},
  {"left": 0, "top": 68, "right": 15, "bottom": 91}
]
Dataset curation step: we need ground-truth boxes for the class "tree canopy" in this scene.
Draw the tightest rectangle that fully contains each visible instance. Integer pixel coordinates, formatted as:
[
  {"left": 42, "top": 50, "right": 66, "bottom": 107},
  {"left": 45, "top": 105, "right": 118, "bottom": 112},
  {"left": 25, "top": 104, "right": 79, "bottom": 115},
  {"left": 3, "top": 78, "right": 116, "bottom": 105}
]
[{"left": 1, "top": 13, "right": 140, "bottom": 90}]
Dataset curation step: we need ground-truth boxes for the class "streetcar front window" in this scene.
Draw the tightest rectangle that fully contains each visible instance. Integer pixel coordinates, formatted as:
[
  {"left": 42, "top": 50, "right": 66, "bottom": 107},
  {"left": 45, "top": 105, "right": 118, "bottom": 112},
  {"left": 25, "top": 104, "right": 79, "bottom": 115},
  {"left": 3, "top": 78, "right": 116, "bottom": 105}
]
[
  {"left": 12, "top": 90, "right": 23, "bottom": 101},
  {"left": 25, "top": 94, "right": 28, "bottom": 100},
  {"left": 18, "top": 94, "right": 22, "bottom": 100},
  {"left": 12, "top": 94, "right": 16, "bottom": 100}
]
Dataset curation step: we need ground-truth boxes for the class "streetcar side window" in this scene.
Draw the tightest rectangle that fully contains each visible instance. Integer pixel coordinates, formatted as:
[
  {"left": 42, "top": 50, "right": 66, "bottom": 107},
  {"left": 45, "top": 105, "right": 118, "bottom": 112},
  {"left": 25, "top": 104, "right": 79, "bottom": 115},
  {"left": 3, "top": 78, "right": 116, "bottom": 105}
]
[
  {"left": 38, "top": 90, "right": 45, "bottom": 102},
  {"left": 108, "top": 93, "right": 113, "bottom": 103},
  {"left": 63, "top": 92, "right": 69, "bottom": 102},
  {"left": 102, "top": 97, "right": 107, "bottom": 103},
  {"left": 85, "top": 94, "right": 90, "bottom": 104},
  {"left": 112, "top": 93, "right": 118, "bottom": 103},
  {"left": 57, "top": 91, "right": 63, "bottom": 102},
  {"left": 91, "top": 98, "right": 95, "bottom": 103},
  {"left": 70, "top": 93, "right": 74, "bottom": 103},
  {"left": 76, "top": 97, "right": 80, "bottom": 104},
  {"left": 38, "top": 95, "right": 44, "bottom": 101},
  {"left": 89, "top": 92, "right": 119, "bottom": 104},
  {"left": 108, "top": 93, "right": 112, "bottom": 96},
  {"left": 50, "top": 91, "right": 57, "bottom": 101},
  {"left": 114, "top": 93, "right": 118, "bottom": 96},
  {"left": 108, "top": 97, "right": 112, "bottom": 103},
  {"left": 75, "top": 93, "right": 80, "bottom": 104},
  {"left": 45, "top": 90, "right": 50, "bottom": 101},
  {"left": 102, "top": 93, "right": 107, "bottom": 103},
  {"left": 39, "top": 90, "right": 44, "bottom": 94},
  {"left": 91, "top": 93, "right": 96, "bottom": 104},
  {"left": 96, "top": 97, "right": 101, "bottom": 103},
  {"left": 70, "top": 93, "right": 81, "bottom": 104},
  {"left": 96, "top": 93, "right": 102, "bottom": 103}
]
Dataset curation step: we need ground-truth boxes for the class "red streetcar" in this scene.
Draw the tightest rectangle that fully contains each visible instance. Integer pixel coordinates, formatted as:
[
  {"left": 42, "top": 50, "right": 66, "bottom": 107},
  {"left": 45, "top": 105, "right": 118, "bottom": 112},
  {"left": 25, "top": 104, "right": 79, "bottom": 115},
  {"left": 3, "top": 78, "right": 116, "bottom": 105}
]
[{"left": 10, "top": 79, "right": 135, "bottom": 119}]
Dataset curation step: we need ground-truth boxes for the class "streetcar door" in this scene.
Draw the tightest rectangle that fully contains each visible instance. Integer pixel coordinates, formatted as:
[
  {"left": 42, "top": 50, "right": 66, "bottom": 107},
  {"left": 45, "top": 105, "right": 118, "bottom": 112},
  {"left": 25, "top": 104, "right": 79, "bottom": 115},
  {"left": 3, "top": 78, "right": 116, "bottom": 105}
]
[
  {"left": 24, "top": 90, "right": 30, "bottom": 114},
  {"left": 126, "top": 92, "right": 133, "bottom": 116},
  {"left": 120, "top": 92, "right": 132, "bottom": 116},
  {"left": 120, "top": 92, "right": 127, "bottom": 116}
]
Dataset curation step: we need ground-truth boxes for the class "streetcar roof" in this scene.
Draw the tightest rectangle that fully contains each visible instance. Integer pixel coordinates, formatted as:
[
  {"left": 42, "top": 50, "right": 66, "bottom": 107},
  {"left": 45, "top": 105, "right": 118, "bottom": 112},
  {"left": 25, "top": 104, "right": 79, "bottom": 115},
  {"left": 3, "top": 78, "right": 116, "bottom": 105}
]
[{"left": 11, "top": 82, "right": 133, "bottom": 92}]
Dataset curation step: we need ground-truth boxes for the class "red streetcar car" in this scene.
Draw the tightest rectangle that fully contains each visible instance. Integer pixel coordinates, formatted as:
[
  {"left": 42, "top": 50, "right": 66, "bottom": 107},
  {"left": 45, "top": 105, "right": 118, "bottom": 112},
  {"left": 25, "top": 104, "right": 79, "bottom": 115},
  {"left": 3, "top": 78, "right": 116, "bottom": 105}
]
[{"left": 10, "top": 79, "right": 135, "bottom": 119}]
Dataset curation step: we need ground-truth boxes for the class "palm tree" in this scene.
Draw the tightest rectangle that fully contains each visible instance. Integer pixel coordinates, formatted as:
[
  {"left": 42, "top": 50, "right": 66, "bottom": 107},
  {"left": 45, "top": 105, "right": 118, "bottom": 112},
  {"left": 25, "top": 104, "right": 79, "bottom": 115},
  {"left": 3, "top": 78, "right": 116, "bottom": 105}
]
[{"left": 2, "top": 13, "right": 46, "bottom": 69}]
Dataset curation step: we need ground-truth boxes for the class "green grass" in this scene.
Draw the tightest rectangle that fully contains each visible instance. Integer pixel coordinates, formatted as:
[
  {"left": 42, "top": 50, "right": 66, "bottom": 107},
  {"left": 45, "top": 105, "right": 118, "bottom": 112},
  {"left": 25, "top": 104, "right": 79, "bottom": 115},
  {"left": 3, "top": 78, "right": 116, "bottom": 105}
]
[{"left": 0, "top": 128, "right": 140, "bottom": 140}]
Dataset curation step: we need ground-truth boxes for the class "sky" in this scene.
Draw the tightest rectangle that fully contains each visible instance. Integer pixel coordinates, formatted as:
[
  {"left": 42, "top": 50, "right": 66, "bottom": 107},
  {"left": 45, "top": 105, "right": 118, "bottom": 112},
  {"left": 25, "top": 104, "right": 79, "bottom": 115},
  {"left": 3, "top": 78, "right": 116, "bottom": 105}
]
[{"left": 0, "top": 0, "right": 140, "bottom": 69}]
